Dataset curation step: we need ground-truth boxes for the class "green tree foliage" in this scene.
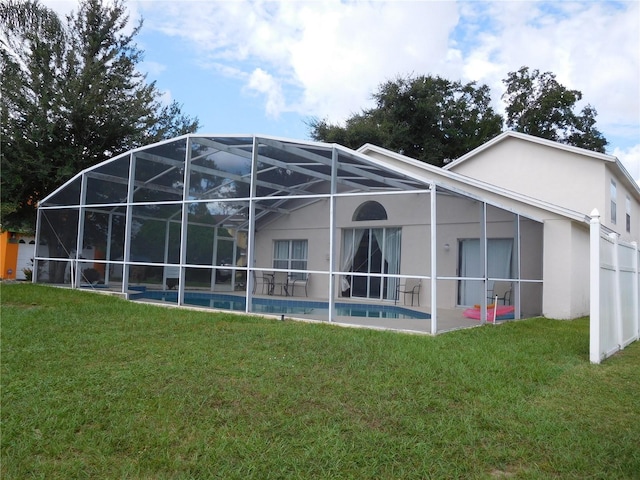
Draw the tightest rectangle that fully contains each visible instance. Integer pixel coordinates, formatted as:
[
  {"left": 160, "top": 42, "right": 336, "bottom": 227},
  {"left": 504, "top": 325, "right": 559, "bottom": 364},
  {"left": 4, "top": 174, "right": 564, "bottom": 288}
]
[
  {"left": 309, "top": 74, "right": 504, "bottom": 167},
  {"left": 502, "top": 66, "right": 607, "bottom": 152},
  {"left": 0, "top": 0, "right": 200, "bottom": 232}
]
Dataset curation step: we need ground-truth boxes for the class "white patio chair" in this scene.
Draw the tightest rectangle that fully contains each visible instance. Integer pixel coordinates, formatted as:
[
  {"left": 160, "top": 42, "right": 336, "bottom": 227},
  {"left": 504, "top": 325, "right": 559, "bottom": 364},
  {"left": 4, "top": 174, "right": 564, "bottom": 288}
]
[
  {"left": 290, "top": 274, "right": 310, "bottom": 297},
  {"left": 395, "top": 278, "right": 421, "bottom": 306}
]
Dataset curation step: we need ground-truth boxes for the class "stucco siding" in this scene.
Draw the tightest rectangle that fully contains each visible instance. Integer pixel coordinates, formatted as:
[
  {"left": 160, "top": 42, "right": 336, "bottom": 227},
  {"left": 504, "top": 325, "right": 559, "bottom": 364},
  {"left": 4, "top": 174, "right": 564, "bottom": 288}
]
[
  {"left": 258, "top": 191, "right": 548, "bottom": 315},
  {"left": 606, "top": 165, "right": 640, "bottom": 241},
  {"left": 542, "top": 220, "right": 574, "bottom": 319},
  {"left": 541, "top": 219, "right": 591, "bottom": 319},
  {"left": 449, "top": 137, "right": 605, "bottom": 216},
  {"left": 570, "top": 222, "right": 591, "bottom": 318}
]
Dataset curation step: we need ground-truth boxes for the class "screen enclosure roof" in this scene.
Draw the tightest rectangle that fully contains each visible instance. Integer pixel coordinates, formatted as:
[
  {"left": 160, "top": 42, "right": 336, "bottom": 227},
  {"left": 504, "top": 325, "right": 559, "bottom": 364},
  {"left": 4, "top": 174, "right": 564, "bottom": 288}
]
[{"left": 39, "top": 134, "right": 436, "bottom": 225}]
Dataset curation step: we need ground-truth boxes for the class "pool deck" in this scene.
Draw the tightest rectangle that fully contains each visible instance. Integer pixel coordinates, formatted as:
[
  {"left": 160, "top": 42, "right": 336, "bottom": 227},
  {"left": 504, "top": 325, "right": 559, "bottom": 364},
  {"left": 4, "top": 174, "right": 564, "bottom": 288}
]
[
  {"left": 136, "top": 288, "right": 493, "bottom": 335},
  {"left": 68, "top": 284, "right": 502, "bottom": 335}
]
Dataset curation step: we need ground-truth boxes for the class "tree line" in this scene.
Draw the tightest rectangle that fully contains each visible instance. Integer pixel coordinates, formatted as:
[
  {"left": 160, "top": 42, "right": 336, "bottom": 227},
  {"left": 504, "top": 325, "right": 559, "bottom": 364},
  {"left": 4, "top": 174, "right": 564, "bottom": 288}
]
[{"left": 309, "top": 68, "right": 607, "bottom": 166}]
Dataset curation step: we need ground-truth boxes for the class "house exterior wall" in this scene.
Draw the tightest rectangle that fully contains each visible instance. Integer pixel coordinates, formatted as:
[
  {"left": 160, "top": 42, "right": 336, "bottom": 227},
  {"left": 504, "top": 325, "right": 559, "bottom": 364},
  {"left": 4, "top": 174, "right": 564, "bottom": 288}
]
[
  {"left": 570, "top": 221, "right": 591, "bottom": 317},
  {"left": 254, "top": 199, "right": 331, "bottom": 298},
  {"left": 541, "top": 219, "right": 591, "bottom": 319},
  {"left": 256, "top": 191, "right": 547, "bottom": 314},
  {"left": 606, "top": 164, "right": 640, "bottom": 241},
  {"left": 441, "top": 134, "right": 639, "bottom": 319},
  {"left": 447, "top": 136, "right": 605, "bottom": 217},
  {"left": 0, "top": 231, "right": 19, "bottom": 280},
  {"left": 0, "top": 232, "right": 36, "bottom": 280}
]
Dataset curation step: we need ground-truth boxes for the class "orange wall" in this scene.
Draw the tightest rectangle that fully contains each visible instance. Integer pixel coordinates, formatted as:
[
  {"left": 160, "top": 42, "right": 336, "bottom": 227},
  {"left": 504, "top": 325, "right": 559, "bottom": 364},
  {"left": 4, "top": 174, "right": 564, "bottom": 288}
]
[{"left": 0, "top": 232, "right": 19, "bottom": 279}]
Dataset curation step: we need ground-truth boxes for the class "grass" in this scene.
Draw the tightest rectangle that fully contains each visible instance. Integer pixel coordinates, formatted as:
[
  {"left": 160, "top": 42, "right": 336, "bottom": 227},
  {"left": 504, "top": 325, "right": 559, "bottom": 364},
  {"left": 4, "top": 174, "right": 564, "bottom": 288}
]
[{"left": 1, "top": 283, "right": 639, "bottom": 479}]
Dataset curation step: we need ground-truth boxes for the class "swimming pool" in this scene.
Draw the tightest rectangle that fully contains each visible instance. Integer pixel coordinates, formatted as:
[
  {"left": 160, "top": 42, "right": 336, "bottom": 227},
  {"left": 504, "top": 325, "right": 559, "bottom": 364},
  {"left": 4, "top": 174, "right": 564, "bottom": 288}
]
[{"left": 131, "top": 290, "right": 430, "bottom": 320}]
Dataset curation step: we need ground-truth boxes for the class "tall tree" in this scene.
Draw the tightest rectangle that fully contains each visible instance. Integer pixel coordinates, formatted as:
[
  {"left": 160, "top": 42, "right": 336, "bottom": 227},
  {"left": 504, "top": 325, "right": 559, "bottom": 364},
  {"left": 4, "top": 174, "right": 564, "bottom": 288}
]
[
  {"left": 309, "top": 74, "right": 504, "bottom": 167},
  {"left": 502, "top": 66, "right": 607, "bottom": 152},
  {"left": 0, "top": 0, "right": 200, "bottom": 232}
]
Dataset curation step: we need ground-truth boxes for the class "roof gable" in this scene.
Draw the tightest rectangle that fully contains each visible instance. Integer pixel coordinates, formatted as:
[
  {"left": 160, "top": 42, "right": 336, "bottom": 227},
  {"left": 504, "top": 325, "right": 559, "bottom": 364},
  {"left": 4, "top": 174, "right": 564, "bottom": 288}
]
[
  {"left": 357, "top": 142, "right": 589, "bottom": 224},
  {"left": 444, "top": 131, "right": 639, "bottom": 198}
]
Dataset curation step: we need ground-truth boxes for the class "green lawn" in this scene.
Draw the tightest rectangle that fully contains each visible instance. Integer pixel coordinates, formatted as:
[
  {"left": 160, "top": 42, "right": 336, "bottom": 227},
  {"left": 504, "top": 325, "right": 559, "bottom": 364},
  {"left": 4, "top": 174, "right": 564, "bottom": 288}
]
[{"left": 2, "top": 283, "right": 639, "bottom": 479}]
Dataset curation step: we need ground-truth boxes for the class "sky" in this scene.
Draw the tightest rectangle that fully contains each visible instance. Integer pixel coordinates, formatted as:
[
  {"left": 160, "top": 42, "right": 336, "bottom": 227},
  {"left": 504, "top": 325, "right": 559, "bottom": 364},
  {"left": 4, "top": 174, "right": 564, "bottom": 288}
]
[{"left": 43, "top": 0, "right": 640, "bottom": 184}]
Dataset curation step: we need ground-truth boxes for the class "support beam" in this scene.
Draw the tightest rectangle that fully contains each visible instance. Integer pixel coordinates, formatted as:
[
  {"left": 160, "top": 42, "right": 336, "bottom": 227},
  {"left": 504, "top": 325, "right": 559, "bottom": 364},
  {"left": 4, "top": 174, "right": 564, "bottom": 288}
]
[
  {"left": 589, "top": 209, "right": 601, "bottom": 364},
  {"left": 329, "top": 148, "right": 338, "bottom": 323},
  {"left": 122, "top": 153, "right": 136, "bottom": 295},
  {"left": 178, "top": 137, "right": 193, "bottom": 306},
  {"left": 430, "top": 182, "right": 438, "bottom": 334}
]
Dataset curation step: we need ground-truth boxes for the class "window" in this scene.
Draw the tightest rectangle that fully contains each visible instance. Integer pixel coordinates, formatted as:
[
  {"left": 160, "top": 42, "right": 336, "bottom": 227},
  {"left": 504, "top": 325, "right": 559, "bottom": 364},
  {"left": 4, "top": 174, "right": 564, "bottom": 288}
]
[
  {"left": 626, "top": 196, "right": 631, "bottom": 233},
  {"left": 610, "top": 180, "right": 617, "bottom": 224},
  {"left": 353, "top": 201, "right": 387, "bottom": 221},
  {"left": 273, "top": 240, "right": 308, "bottom": 279}
]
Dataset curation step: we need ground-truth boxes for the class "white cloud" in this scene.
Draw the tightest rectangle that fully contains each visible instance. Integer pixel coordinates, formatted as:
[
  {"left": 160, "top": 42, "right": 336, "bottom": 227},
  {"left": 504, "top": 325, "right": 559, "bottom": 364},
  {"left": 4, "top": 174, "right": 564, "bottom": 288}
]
[
  {"left": 456, "top": 1, "right": 640, "bottom": 147},
  {"left": 42, "top": 0, "right": 142, "bottom": 35},
  {"left": 40, "top": 0, "right": 77, "bottom": 16},
  {"left": 138, "top": 1, "right": 461, "bottom": 121},
  {"left": 136, "top": 1, "right": 638, "bottom": 151},
  {"left": 42, "top": 0, "right": 640, "bottom": 154},
  {"left": 246, "top": 68, "right": 285, "bottom": 118},
  {"left": 613, "top": 144, "right": 640, "bottom": 187}
]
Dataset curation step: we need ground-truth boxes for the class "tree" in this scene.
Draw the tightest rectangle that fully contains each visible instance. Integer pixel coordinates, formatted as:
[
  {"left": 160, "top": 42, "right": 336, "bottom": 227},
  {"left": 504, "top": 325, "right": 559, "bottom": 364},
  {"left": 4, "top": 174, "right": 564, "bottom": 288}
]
[
  {"left": 0, "top": 0, "right": 200, "bottom": 232},
  {"left": 502, "top": 66, "right": 607, "bottom": 152},
  {"left": 309, "top": 74, "right": 504, "bottom": 167}
]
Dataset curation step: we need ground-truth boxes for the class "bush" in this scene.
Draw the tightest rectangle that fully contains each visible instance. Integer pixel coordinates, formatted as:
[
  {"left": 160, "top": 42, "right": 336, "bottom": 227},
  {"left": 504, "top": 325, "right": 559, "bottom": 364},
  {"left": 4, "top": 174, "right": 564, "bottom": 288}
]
[{"left": 22, "top": 268, "right": 33, "bottom": 281}]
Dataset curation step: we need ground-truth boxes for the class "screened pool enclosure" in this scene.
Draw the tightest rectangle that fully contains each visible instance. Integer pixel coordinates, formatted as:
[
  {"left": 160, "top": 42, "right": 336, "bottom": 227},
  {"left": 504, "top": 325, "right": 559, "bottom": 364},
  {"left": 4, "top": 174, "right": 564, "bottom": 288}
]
[{"left": 35, "top": 135, "right": 544, "bottom": 333}]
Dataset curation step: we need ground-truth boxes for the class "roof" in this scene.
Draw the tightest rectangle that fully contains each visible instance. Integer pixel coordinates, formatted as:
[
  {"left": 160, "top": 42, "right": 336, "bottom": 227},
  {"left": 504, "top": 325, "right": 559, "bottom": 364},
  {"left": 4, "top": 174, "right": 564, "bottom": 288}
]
[
  {"left": 38, "top": 134, "right": 433, "bottom": 231},
  {"left": 357, "top": 142, "right": 591, "bottom": 224},
  {"left": 443, "top": 130, "right": 640, "bottom": 198},
  {"left": 39, "top": 132, "right": 594, "bottom": 229}
]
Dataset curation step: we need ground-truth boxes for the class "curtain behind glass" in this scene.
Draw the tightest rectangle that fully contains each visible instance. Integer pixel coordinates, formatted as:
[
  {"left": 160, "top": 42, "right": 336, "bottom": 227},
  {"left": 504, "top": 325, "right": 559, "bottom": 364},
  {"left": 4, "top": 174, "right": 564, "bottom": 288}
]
[
  {"left": 291, "top": 240, "right": 308, "bottom": 279},
  {"left": 376, "top": 228, "right": 401, "bottom": 300},
  {"left": 273, "top": 241, "right": 289, "bottom": 270},
  {"left": 340, "top": 229, "right": 365, "bottom": 292}
]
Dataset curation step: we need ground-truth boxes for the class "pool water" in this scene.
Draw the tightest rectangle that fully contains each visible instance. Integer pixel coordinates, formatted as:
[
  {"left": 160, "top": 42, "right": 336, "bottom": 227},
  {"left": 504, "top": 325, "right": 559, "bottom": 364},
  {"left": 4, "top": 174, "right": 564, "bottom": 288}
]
[{"left": 132, "top": 290, "right": 430, "bottom": 320}]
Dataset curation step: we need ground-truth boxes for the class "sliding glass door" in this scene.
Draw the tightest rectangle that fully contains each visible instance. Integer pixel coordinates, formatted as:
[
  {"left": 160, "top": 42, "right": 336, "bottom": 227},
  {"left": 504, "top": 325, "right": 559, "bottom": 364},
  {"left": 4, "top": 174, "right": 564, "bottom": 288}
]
[
  {"left": 341, "top": 228, "right": 401, "bottom": 301},
  {"left": 458, "top": 238, "right": 513, "bottom": 306}
]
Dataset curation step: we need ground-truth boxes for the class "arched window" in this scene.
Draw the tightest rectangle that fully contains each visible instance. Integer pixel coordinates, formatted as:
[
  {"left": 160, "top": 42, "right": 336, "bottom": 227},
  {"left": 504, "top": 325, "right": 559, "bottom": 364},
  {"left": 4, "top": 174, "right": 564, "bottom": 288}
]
[{"left": 353, "top": 201, "right": 387, "bottom": 221}]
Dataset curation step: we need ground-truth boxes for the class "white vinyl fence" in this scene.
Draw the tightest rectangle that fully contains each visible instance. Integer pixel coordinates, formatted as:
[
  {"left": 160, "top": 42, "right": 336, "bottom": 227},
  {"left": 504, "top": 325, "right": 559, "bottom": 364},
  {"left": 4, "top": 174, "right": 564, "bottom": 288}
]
[{"left": 590, "top": 210, "right": 640, "bottom": 364}]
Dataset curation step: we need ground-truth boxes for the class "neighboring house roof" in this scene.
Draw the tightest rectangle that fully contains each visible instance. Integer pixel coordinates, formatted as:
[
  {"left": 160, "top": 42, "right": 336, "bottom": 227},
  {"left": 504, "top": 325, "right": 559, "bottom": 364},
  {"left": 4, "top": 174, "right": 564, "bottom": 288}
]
[
  {"left": 357, "top": 142, "right": 590, "bottom": 225},
  {"left": 443, "top": 130, "right": 640, "bottom": 199}
]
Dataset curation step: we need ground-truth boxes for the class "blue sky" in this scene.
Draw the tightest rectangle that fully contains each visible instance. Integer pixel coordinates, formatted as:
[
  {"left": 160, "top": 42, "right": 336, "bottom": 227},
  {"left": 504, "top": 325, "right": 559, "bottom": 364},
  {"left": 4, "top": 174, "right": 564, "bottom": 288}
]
[{"left": 45, "top": 0, "right": 640, "bottom": 183}]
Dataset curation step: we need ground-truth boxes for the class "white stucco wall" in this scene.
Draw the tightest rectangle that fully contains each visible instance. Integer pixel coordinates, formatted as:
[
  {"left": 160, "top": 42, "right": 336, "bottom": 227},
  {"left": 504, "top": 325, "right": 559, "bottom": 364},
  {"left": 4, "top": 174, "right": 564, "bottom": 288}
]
[
  {"left": 256, "top": 191, "right": 547, "bottom": 315},
  {"left": 606, "top": 165, "right": 640, "bottom": 241},
  {"left": 570, "top": 222, "right": 591, "bottom": 317},
  {"left": 541, "top": 219, "right": 590, "bottom": 319},
  {"left": 448, "top": 137, "right": 606, "bottom": 217}
]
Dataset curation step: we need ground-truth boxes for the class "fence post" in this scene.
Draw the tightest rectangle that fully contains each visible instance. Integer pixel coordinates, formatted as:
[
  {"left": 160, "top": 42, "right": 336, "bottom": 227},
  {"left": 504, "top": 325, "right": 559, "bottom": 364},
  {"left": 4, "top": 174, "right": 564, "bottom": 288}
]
[
  {"left": 589, "top": 209, "right": 601, "bottom": 364},
  {"left": 633, "top": 242, "right": 639, "bottom": 341},
  {"left": 609, "top": 232, "right": 623, "bottom": 351}
]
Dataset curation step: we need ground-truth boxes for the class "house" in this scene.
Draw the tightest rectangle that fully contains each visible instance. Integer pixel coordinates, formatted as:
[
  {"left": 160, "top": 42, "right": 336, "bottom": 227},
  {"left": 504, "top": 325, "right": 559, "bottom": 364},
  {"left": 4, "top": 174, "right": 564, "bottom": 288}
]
[
  {"left": 443, "top": 131, "right": 639, "bottom": 242},
  {"left": 0, "top": 231, "right": 37, "bottom": 280},
  {"left": 32, "top": 132, "right": 640, "bottom": 332},
  {"left": 358, "top": 131, "right": 640, "bottom": 319}
]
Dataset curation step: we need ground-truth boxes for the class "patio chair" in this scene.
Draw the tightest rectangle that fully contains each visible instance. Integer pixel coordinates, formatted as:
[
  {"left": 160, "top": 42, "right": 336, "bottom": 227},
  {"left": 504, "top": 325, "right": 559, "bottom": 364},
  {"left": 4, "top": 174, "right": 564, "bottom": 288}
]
[
  {"left": 395, "top": 278, "right": 421, "bottom": 306},
  {"left": 272, "top": 271, "right": 290, "bottom": 296},
  {"left": 488, "top": 281, "right": 512, "bottom": 305},
  {"left": 289, "top": 274, "right": 310, "bottom": 297},
  {"left": 252, "top": 271, "right": 272, "bottom": 295}
]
